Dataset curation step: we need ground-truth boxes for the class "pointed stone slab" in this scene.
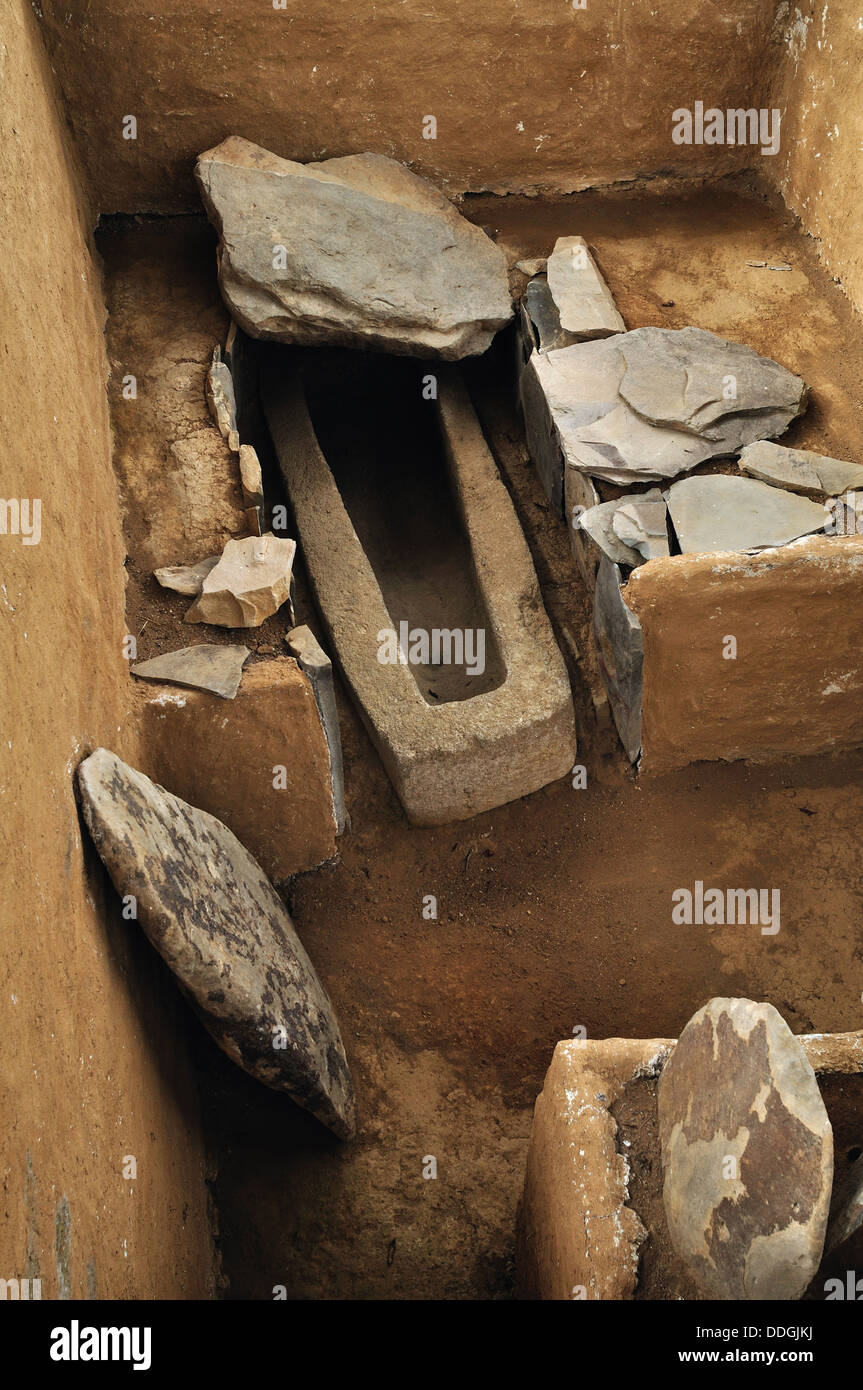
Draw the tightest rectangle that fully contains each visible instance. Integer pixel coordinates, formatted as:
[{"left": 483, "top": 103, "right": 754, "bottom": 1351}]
[
  {"left": 154, "top": 555, "right": 220, "bottom": 596},
  {"left": 523, "top": 277, "right": 580, "bottom": 354},
  {"left": 738, "top": 440, "right": 863, "bottom": 497},
  {"left": 131, "top": 644, "right": 250, "bottom": 699},
  {"left": 665, "top": 475, "right": 827, "bottom": 554},
  {"left": 546, "top": 236, "right": 625, "bottom": 340},
  {"left": 77, "top": 748, "right": 356, "bottom": 1139},
  {"left": 658, "top": 998, "right": 832, "bottom": 1300},
  {"left": 206, "top": 344, "right": 238, "bottom": 444}
]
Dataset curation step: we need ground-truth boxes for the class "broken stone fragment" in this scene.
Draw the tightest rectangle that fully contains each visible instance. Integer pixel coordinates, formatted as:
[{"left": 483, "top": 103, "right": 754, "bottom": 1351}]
[
  {"left": 184, "top": 533, "right": 296, "bottom": 628},
  {"left": 738, "top": 439, "right": 863, "bottom": 497},
  {"left": 545, "top": 236, "right": 624, "bottom": 340},
  {"left": 593, "top": 556, "right": 642, "bottom": 762},
  {"left": 658, "top": 997, "right": 832, "bottom": 1300},
  {"left": 154, "top": 554, "right": 220, "bottom": 596},
  {"left": 76, "top": 748, "right": 356, "bottom": 1139},
  {"left": 131, "top": 643, "right": 250, "bottom": 699},
  {"left": 287, "top": 625, "right": 346, "bottom": 835},
  {"left": 826, "top": 1152, "right": 863, "bottom": 1255},
  {"left": 664, "top": 474, "right": 827, "bottom": 554},
  {"left": 578, "top": 498, "right": 643, "bottom": 570},
  {"left": 611, "top": 488, "right": 669, "bottom": 560},
  {"left": 195, "top": 136, "right": 512, "bottom": 359},
  {"left": 515, "top": 256, "right": 548, "bottom": 277},
  {"left": 239, "top": 443, "right": 265, "bottom": 510},
  {"left": 206, "top": 345, "right": 238, "bottom": 442}
]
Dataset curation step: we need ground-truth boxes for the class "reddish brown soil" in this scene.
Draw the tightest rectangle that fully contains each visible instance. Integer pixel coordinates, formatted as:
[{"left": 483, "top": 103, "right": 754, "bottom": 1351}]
[{"left": 100, "top": 179, "right": 863, "bottom": 1299}]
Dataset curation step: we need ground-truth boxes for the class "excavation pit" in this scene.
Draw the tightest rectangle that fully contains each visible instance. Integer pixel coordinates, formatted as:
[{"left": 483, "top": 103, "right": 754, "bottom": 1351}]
[{"left": 7, "top": 0, "right": 863, "bottom": 1308}]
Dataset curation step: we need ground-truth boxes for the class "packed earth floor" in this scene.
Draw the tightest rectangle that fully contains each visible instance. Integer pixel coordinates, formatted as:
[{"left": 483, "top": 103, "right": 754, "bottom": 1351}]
[{"left": 99, "top": 175, "right": 863, "bottom": 1299}]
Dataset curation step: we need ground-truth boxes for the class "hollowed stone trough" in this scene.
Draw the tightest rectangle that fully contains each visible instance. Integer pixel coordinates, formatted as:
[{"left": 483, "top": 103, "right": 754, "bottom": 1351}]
[{"left": 263, "top": 350, "right": 576, "bottom": 825}]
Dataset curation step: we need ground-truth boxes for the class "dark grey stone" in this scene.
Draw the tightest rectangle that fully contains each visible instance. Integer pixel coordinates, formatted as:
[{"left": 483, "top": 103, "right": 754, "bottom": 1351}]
[{"left": 77, "top": 748, "right": 356, "bottom": 1139}]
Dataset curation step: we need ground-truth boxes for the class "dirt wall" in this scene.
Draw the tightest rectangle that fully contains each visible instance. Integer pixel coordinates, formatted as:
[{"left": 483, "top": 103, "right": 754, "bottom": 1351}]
[
  {"left": 766, "top": 0, "right": 863, "bottom": 314},
  {"left": 0, "top": 0, "right": 215, "bottom": 1298},
  {"left": 36, "top": 0, "right": 778, "bottom": 213}
]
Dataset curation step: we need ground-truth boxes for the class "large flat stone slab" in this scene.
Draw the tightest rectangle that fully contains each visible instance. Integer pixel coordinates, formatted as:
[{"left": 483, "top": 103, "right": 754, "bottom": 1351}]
[
  {"left": 77, "top": 748, "right": 355, "bottom": 1138},
  {"left": 131, "top": 643, "right": 250, "bottom": 699},
  {"left": 618, "top": 327, "right": 806, "bottom": 446},
  {"left": 546, "top": 236, "right": 624, "bottom": 341},
  {"left": 625, "top": 537, "right": 863, "bottom": 773},
  {"left": 665, "top": 474, "right": 827, "bottom": 554},
  {"left": 196, "top": 137, "right": 512, "bottom": 360},
  {"left": 658, "top": 998, "right": 832, "bottom": 1300},
  {"left": 738, "top": 440, "right": 863, "bottom": 496},
  {"left": 521, "top": 328, "right": 807, "bottom": 492}
]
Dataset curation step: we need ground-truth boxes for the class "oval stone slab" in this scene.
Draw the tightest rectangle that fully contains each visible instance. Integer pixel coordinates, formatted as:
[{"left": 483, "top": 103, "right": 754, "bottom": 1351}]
[
  {"left": 658, "top": 998, "right": 832, "bottom": 1299},
  {"left": 77, "top": 748, "right": 355, "bottom": 1139}
]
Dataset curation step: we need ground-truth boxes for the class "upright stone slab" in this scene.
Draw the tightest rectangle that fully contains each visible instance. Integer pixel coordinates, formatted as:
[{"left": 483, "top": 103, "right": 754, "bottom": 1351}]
[
  {"left": 77, "top": 748, "right": 355, "bottom": 1139},
  {"left": 826, "top": 1152, "right": 863, "bottom": 1256},
  {"left": 545, "top": 236, "right": 624, "bottom": 340},
  {"left": 593, "top": 556, "right": 643, "bottom": 762},
  {"left": 658, "top": 998, "right": 832, "bottom": 1300},
  {"left": 287, "top": 625, "right": 347, "bottom": 835},
  {"left": 196, "top": 137, "right": 512, "bottom": 359}
]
